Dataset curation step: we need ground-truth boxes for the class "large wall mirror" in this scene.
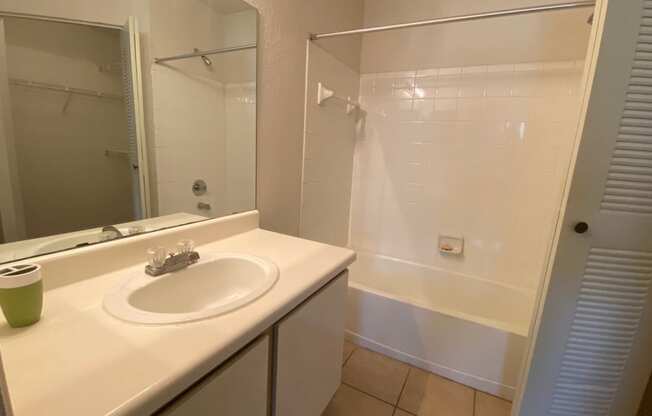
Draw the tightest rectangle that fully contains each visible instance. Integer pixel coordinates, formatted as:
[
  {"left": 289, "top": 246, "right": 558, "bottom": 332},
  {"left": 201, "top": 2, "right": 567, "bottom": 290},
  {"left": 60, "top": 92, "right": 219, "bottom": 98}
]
[{"left": 0, "top": 0, "right": 257, "bottom": 263}]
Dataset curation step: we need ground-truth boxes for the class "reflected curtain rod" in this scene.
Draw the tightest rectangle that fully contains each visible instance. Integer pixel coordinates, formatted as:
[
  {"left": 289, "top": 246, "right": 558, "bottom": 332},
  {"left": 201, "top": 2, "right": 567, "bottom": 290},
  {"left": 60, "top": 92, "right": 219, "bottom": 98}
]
[
  {"left": 154, "top": 43, "right": 257, "bottom": 64},
  {"left": 309, "top": 1, "right": 596, "bottom": 40}
]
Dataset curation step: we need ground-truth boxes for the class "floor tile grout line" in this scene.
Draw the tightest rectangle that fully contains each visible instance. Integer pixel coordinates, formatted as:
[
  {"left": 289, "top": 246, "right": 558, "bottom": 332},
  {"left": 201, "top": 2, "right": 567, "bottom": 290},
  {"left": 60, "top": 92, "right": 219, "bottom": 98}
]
[
  {"left": 341, "top": 344, "right": 512, "bottom": 414},
  {"left": 341, "top": 381, "right": 398, "bottom": 408},
  {"left": 342, "top": 344, "right": 356, "bottom": 367},
  {"left": 352, "top": 345, "right": 514, "bottom": 404},
  {"left": 394, "top": 367, "right": 411, "bottom": 412},
  {"left": 394, "top": 405, "right": 418, "bottom": 416}
]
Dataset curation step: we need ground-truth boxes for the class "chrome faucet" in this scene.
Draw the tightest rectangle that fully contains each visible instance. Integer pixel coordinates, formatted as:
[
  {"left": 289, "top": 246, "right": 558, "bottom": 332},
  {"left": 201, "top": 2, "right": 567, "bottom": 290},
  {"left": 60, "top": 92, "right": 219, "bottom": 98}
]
[
  {"left": 102, "top": 225, "right": 124, "bottom": 239},
  {"left": 145, "top": 239, "right": 200, "bottom": 276}
]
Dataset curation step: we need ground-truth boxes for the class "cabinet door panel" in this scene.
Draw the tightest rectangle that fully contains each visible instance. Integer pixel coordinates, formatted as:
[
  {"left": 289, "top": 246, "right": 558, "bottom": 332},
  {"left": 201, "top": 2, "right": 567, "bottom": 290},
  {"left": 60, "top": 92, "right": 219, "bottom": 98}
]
[
  {"left": 275, "top": 272, "right": 348, "bottom": 416},
  {"left": 160, "top": 334, "right": 269, "bottom": 416}
]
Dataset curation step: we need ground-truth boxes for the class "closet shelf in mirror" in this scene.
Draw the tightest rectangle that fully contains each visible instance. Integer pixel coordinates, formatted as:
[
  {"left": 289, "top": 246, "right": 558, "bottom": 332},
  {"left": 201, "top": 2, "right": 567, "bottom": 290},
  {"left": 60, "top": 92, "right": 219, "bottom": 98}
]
[{"left": 9, "top": 78, "right": 123, "bottom": 100}]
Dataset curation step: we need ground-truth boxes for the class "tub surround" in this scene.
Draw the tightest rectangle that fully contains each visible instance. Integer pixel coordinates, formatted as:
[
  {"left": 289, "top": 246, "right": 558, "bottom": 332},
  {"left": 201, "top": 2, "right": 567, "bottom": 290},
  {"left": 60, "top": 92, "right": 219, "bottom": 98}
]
[
  {"left": 350, "top": 61, "right": 584, "bottom": 293},
  {"left": 0, "top": 211, "right": 355, "bottom": 416},
  {"left": 346, "top": 252, "right": 531, "bottom": 399}
]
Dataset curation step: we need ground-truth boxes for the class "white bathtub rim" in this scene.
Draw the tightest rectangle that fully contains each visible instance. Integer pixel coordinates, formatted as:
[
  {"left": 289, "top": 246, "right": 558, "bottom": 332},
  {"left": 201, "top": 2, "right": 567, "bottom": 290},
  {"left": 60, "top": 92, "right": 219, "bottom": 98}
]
[
  {"left": 351, "top": 249, "right": 538, "bottom": 297},
  {"left": 349, "top": 280, "right": 530, "bottom": 337},
  {"left": 346, "top": 330, "right": 516, "bottom": 401}
]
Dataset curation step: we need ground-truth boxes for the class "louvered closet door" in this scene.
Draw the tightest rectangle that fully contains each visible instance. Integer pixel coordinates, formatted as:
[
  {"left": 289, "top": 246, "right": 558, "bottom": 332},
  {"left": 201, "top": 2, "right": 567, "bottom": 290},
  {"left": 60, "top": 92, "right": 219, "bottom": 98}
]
[{"left": 516, "top": 1, "right": 652, "bottom": 415}]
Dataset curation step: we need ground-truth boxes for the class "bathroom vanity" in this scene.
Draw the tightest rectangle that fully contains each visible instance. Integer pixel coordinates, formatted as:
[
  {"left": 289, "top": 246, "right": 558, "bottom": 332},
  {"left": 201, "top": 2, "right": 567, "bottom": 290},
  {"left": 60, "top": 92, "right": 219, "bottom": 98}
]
[
  {"left": 0, "top": 211, "right": 355, "bottom": 415},
  {"left": 160, "top": 273, "right": 348, "bottom": 416}
]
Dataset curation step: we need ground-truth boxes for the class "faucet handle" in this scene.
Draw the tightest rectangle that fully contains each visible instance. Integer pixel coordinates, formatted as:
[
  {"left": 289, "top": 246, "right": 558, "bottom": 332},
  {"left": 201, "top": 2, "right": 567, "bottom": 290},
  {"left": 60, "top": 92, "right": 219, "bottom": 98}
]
[
  {"left": 176, "top": 239, "right": 195, "bottom": 254},
  {"left": 147, "top": 247, "right": 169, "bottom": 268}
]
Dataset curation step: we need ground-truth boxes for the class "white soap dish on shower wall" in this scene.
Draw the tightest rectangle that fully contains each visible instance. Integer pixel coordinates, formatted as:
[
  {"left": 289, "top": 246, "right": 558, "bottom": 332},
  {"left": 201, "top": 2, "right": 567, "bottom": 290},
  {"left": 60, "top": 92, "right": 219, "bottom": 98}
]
[{"left": 439, "top": 235, "right": 464, "bottom": 255}]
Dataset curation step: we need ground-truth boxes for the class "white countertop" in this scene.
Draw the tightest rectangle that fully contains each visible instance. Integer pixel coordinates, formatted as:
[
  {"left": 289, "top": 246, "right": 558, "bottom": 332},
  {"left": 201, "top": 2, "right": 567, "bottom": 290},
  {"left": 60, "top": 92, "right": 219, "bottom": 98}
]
[{"left": 0, "top": 227, "right": 355, "bottom": 415}]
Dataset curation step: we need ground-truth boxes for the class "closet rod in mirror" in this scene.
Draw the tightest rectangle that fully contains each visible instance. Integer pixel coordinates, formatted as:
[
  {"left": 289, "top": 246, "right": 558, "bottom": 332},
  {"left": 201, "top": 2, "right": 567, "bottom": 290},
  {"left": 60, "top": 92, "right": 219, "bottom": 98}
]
[{"left": 9, "top": 78, "right": 123, "bottom": 100}]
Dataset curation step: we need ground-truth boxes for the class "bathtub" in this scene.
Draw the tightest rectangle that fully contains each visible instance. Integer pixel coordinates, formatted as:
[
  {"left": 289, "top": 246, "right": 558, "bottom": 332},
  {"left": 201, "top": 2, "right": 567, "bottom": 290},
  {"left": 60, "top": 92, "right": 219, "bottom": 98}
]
[{"left": 346, "top": 252, "right": 535, "bottom": 400}]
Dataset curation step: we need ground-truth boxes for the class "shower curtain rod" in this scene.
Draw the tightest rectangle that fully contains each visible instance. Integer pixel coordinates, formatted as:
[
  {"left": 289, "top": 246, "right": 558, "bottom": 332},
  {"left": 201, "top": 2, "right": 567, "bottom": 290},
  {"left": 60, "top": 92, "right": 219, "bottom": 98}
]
[
  {"left": 154, "top": 43, "right": 257, "bottom": 63},
  {"left": 309, "top": 1, "right": 595, "bottom": 40}
]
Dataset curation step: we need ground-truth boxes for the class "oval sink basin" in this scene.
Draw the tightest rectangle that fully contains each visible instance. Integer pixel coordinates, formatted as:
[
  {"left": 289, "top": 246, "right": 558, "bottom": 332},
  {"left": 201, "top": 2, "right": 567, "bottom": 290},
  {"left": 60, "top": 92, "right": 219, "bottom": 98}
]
[{"left": 103, "top": 252, "right": 279, "bottom": 324}]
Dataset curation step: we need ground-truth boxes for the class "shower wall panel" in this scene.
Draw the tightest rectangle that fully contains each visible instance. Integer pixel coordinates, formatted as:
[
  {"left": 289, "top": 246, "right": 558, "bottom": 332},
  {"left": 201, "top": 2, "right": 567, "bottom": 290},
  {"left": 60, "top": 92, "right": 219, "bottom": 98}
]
[
  {"left": 151, "top": 4, "right": 257, "bottom": 219},
  {"left": 350, "top": 61, "right": 584, "bottom": 291},
  {"left": 299, "top": 43, "right": 360, "bottom": 246}
]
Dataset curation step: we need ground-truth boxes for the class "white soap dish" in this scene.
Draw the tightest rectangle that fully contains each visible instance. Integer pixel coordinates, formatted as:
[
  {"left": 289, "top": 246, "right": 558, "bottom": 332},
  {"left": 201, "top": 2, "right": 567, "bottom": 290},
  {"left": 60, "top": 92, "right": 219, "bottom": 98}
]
[{"left": 439, "top": 235, "right": 464, "bottom": 255}]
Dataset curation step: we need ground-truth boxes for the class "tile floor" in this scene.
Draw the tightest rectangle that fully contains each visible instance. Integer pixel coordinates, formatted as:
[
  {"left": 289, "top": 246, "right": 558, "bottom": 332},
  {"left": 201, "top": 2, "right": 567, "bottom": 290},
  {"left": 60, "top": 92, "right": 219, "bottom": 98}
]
[{"left": 323, "top": 341, "right": 512, "bottom": 416}]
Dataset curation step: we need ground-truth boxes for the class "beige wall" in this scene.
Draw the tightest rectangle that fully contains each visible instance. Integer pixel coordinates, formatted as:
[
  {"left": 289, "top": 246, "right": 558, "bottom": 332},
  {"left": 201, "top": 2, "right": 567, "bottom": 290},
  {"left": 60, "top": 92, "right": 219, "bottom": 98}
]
[
  {"left": 247, "top": 0, "right": 363, "bottom": 235},
  {"left": 361, "top": 0, "right": 591, "bottom": 73}
]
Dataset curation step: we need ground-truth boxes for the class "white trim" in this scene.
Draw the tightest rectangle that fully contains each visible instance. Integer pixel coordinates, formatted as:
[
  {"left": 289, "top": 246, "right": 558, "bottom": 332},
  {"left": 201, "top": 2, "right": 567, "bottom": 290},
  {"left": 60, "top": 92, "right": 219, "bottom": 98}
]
[
  {"left": 297, "top": 40, "right": 312, "bottom": 238},
  {"left": 124, "top": 17, "right": 151, "bottom": 218},
  {"left": 345, "top": 330, "right": 516, "bottom": 400}
]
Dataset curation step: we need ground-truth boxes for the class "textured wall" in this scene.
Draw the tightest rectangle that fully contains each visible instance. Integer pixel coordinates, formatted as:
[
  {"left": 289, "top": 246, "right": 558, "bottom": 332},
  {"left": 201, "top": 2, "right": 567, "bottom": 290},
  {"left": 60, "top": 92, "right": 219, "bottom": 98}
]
[{"left": 246, "top": 0, "right": 363, "bottom": 235}]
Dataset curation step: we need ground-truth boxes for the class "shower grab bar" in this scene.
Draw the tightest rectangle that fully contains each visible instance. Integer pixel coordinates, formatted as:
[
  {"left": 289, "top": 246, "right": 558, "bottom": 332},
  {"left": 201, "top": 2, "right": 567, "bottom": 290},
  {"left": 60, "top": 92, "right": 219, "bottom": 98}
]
[
  {"left": 154, "top": 43, "right": 257, "bottom": 64},
  {"left": 309, "top": 1, "right": 595, "bottom": 40}
]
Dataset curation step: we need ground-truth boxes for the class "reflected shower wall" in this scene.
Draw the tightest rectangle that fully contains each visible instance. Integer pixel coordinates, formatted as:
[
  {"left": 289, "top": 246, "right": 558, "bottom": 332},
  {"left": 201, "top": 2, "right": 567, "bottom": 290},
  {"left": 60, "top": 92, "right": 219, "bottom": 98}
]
[{"left": 150, "top": 1, "right": 256, "bottom": 218}]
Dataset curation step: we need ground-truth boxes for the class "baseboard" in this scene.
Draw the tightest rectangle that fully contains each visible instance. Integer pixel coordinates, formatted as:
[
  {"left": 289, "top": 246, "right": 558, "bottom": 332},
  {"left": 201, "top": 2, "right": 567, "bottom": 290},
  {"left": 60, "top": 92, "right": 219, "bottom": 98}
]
[{"left": 345, "top": 330, "right": 516, "bottom": 401}]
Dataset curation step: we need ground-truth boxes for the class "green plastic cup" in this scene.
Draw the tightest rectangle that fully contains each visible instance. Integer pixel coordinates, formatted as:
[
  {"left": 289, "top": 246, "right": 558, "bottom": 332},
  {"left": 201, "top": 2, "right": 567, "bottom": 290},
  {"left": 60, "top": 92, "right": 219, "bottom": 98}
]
[{"left": 0, "top": 264, "right": 43, "bottom": 328}]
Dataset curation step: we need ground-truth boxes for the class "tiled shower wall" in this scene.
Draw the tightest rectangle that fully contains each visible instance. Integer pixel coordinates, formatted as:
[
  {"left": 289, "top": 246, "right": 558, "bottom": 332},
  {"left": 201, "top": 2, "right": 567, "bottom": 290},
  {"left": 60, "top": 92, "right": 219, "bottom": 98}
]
[
  {"left": 155, "top": 79, "right": 256, "bottom": 218},
  {"left": 225, "top": 82, "right": 257, "bottom": 215},
  {"left": 151, "top": 4, "right": 257, "bottom": 219},
  {"left": 300, "top": 43, "right": 360, "bottom": 246},
  {"left": 350, "top": 61, "right": 584, "bottom": 291}
]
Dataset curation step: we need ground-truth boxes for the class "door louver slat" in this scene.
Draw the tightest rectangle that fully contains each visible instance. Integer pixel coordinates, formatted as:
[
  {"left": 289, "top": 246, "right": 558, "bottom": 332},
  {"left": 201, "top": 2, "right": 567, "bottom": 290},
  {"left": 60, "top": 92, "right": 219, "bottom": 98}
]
[{"left": 547, "top": 249, "right": 652, "bottom": 415}]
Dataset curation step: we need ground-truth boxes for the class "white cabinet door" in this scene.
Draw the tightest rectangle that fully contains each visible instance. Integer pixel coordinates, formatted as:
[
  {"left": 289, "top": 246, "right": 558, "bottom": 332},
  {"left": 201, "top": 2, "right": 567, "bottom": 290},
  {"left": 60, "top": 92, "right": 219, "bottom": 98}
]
[
  {"left": 275, "top": 272, "right": 348, "bottom": 416},
  {"left": 516, "top": 1, "right": 652, "bottom": 415},
  {"left": 160, "top": 334, "right": 269, "bottom": 416}
]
